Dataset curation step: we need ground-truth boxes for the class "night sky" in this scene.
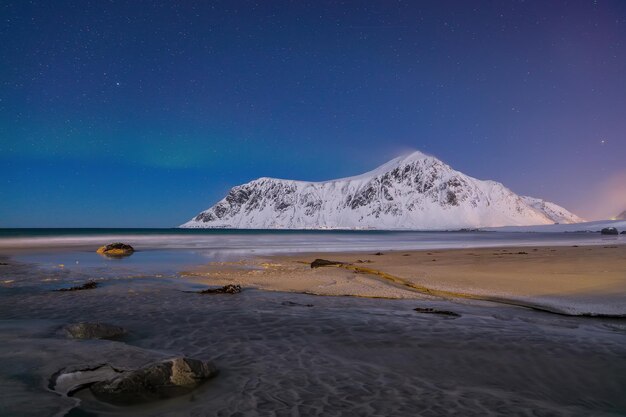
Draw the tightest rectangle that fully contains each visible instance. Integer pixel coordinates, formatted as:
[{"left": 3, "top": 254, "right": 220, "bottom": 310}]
[{"left": 1, "top": 1, "right": 625, "bottom": 227}]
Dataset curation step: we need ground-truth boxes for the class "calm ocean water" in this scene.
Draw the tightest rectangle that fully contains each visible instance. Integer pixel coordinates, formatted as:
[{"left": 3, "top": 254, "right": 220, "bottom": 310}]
[{"left": 0, "top": 228, "right": 619, "bottom": 251}]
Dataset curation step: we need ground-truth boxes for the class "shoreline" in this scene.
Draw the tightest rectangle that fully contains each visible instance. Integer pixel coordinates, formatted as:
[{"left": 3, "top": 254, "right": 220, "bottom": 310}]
[
  {"left": 181, "top": 243, "right": 626, "bottom": 317},
  {"left": 1, "top": 229, "right": 622, "bottom": 254},
  {"left": 1, "top": 244, "right": 626, "bottom": 416}
]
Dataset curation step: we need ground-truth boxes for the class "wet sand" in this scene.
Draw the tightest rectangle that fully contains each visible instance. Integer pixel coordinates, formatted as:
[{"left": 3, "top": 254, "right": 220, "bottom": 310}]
[
  {"left": 0, "top": 244, "right": 625, "bottom": 416},
  {"left": 183, "top": 244, "right": 626, "bottom": 316}
]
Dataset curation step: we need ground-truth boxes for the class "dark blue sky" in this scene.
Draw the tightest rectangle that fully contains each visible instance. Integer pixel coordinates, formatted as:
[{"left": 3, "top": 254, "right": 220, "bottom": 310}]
[{"left": 1, "top": 1, "right": 625, "bottom": 227}]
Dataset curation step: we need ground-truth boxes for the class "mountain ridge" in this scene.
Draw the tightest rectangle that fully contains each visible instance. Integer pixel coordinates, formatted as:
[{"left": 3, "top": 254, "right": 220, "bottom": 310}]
[{"left": 181, "top": 151, "right": 583, "bottom": 230}]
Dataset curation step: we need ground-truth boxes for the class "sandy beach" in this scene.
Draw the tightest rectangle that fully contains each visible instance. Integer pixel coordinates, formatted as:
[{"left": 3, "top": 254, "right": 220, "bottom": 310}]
[
  {"left": 1, "top": 237, "right": 625, "bottom": 417},
  {"left": 183, "top": 244, "right": 626, "bottom": 316}
]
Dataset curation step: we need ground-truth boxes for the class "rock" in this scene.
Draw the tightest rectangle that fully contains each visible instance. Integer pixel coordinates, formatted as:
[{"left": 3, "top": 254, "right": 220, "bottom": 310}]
[
  {"left": 198, "top": 284, "right": 241, "bottom": 294},
  {"left": 90, "top": 357, "right": 218, "bottom": 405},
  {"left": 65, "top": 322, "right": 127, "bottom": 340},
  {"left": 310, "top": 259, "right": 344, "bottom": 268},
  {"left": 414, "top": 307, "right": 460, "bottom": 317},
  {"left": 55, "top": 281, "right": 98, "bottom": 292},
  {"left": 50, "top": 364, "right": 124, "bottom": 396},
  {"left": 96, "top": 242, "right": 135, "bottom": 257},
  {"left": 373, "top": 252, "right": 384, "bottom": 256},
  {"left": 601, "top": 227, "right": 619, "bottom": 235},
  {"left": 622, "top": 231, "right": 626, "bottom": 235},
  {"left": 282, "top": 301, "right": 314, "bottom": 307}
]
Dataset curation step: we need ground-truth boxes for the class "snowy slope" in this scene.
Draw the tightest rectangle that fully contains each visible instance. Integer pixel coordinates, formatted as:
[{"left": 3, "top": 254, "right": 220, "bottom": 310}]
[
  {"left": 520, "top": 196, "right": 584, "bottom": 224},
  {"left": 181, "top": 151, "right": 583, "bottom": 230}
]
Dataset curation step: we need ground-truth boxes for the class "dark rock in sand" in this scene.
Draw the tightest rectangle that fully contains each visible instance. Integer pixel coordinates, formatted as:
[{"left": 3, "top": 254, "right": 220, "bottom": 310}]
[
  {"left": 282, "top": 301, "right": 314, "bottom": 307},
  {"left": 0, "top": 262, "right": 8, "bottom": 266},
  {"left": 65, "top": 322, "right": 127, "bottom": 340},
  {"left": 414, "top": 307, "right": 460, "bottom": 317},
  {"left": 601, "top": 227, "right": 619, "bottom": 235},
  {"left": 55, "top": 281, "right": 98, "bottom": 292},
  {"left": 373, "top": 252, "right": 384, "bottom": 256},
  {"left": 198, "top": 284, "right": 241, "bottom": 294},
  {"left": 97, "top": 242, "right": 135, "bottom": 257},
  {"left": 621, "top": 231, "right": 626, "bottom": 235},
  {"left": 90, "top": 357, "right": 218, "bottom": 405},
  {"left": 310, "top": 259, "right": 344, "bottom": 268}
]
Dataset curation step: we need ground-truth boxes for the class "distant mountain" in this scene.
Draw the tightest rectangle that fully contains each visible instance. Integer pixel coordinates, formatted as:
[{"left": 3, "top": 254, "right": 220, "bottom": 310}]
[
  {"left": 615, "top": 210, "right": 626, "bottom": 220},
  {"left": 181, "top": 151, "right": 584, "bottom": 230}
]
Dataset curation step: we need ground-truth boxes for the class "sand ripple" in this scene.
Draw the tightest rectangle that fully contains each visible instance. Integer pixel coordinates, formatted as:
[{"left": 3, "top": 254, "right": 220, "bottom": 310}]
[{"left": 1, "top": 275, "right": 625, "bottom": 416}]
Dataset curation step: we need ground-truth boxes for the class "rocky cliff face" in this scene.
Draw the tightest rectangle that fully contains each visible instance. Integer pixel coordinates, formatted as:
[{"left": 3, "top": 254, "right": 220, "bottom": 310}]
[{"left": 181, "top": 151, "right": 583, "bottom": 230}]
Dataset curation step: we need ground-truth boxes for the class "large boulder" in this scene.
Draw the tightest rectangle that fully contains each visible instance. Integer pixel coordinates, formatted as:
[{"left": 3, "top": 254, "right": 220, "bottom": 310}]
[
  {"left": 601, "top": 227, "right": 619, "bottom": 235},
  {"left": 65, "top": 322, "right": 127, "bottom": 340},
  {"left": 90, "top": 357, "right": 218, "bottom": 405},
  {"left": 96, "top": 243, "right": 135, "bottom": 257}
]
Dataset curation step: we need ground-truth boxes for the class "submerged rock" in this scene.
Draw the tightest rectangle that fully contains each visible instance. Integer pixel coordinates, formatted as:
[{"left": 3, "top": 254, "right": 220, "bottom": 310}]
[
  {"left": 96, "top": 243, "right": 135, "bottom": 257},
  {"left": 55, "top": 281, "right": 98, "bottom": 292},
  {"left": 198, "top": 284, "right": 242, "bottom": 294},
  {"left": 65, "top": 322, "right": 127, "bottom": 340},
  {"left": 282, "top": 301, "right": 314, "bottom": 307},
  {"left": 310, "top": 259, "right": 344, "bottom": 268},
  {"left": 90, "top": 357, "right": 218, "bottom": 405},
  {"left": 414, "top": 307, "right": 460, "bottom": 317},
  {"left": 600, "top": 227, "right": 619, "bottom": 235}
]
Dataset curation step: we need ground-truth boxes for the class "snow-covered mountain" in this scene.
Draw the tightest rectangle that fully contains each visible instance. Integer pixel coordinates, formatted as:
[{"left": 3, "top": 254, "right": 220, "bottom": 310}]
[{"left": 181, "top": 151, "right": 584, "bottom": 230}]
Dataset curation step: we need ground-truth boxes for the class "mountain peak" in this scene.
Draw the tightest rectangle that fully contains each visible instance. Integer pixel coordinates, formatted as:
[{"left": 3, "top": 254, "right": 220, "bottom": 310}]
[
  {"left": 376, "top": 150, "right": 438, "bottom": 170},
  {"left": 332, "top": 150, "right": 438, "bottom": 183},
  {"left": 397, "top": 150, "right": 434, "bottom": 162}
]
